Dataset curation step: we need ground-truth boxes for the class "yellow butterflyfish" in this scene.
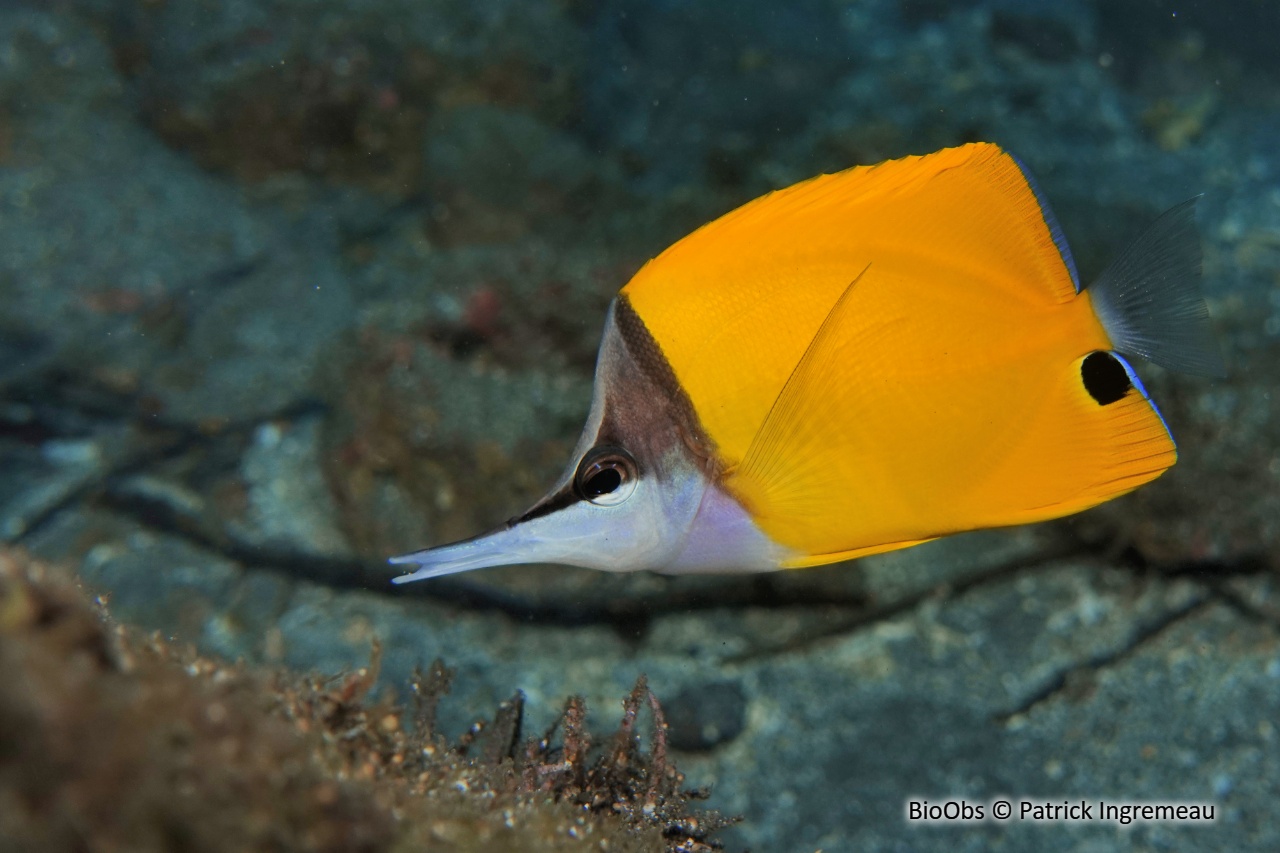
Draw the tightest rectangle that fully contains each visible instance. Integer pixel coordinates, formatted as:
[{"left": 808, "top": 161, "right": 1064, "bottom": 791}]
[{"left": 391, "top": 142, "right": 1223, "bottom": 581}]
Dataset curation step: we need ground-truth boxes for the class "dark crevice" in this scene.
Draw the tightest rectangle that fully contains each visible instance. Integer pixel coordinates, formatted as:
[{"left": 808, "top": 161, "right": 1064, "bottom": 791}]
[
  {"left": 1144, "top": 553, "right": 1272, "bottom": 580},
  {"left": 722, "top": 542, "right": 1087, "bottom": 664},
  {"left": 1207, "top": 582, "right": 1280, "bottom": 632},
  {"left": 9, "top": 430, "right": 192, "bottom": 544},
  {"left": 722, "top": 541, "right": 1271, "bottom": 666},
  {"left": 96, "top": 488, "right": 393, "bottom": 591},
  {"left": 1069, "top": 520, "right": 1271, "bottom": 581},
  {"left": 993, "top": 593, "right": 1213, "bottom": 723},
  {"left": 1, "top": 341, "right": 321, "bottom": 437},
  {"left": 1, "top": 373, "right": 135, "bottom": 436},
  {"left": 8, "top": 397, "right": 329, "bottom": 544},
  {"left": 988, "top": 535, "right": 1280, "bottom": 722}
]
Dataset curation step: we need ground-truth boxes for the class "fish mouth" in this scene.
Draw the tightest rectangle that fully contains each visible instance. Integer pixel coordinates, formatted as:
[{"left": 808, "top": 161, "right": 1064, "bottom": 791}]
[
  {"left": 388, "top": 481, "right": 598, "bottom": 583},
  {"left": 388, "top": 524, "right": 526, "bottom": 583}
]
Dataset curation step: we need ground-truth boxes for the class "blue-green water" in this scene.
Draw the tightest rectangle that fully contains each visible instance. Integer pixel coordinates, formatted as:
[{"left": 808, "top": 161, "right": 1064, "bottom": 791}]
[{"left": 2, "top": 1, "right": 1278, "bottom": 850}]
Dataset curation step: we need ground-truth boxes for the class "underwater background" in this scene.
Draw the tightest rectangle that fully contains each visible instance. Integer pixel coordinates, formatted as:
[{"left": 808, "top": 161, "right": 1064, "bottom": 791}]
[{"left": 2, "top": 0, "right": 1278, "bottom": 850}]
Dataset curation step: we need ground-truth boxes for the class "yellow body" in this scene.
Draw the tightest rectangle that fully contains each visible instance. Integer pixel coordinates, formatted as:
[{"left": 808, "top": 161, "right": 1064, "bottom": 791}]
[{"left": 622, "top": 143, "right": 1175, "bottom": 567}]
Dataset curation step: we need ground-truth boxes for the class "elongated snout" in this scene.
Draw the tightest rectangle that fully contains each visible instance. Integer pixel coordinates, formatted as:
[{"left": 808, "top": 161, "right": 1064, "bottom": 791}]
[
  {"left": 388, "top": 492, "right": 664, "bottom": 581},
  {"left": 389, "top": 524, "right": 533, "bottom": 582}
]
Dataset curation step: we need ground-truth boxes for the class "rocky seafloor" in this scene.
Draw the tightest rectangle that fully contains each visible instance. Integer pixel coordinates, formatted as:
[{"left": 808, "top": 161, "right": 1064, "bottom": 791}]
[
  {"left": 2, "top": 0, "right": 1279, "bottom": 850},
  {"left": 0, "top": 549, "right": 731, "bottom": 852}
]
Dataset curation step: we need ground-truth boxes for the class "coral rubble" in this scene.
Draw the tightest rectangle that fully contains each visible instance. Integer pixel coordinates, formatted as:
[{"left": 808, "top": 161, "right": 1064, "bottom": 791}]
[{"left": 0, "top": 548, "right": 731, "bottom": 852}]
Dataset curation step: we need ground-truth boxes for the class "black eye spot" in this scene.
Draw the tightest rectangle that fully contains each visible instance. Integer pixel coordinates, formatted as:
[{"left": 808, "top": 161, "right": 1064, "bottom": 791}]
[
  {"left": 1081, "top": 351, "right": 1131, "bottom": 405},
  {"left": 583, "top": 466, "right": 622, "bottom": 497}
]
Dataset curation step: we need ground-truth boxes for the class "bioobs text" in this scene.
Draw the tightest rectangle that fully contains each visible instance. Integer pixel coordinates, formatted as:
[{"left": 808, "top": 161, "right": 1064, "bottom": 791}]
[
  {"left": 907, "top": 800, "right": 986, "bottom": 821},
  {"left": 905, "top": 798, "right": 1216, "bottom": 825}
]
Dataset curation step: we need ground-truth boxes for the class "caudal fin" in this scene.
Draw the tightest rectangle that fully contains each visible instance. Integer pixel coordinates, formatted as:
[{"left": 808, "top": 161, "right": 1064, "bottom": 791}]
[{"left": 1089, "top": 198, "right": 1225, "bottom": 377}]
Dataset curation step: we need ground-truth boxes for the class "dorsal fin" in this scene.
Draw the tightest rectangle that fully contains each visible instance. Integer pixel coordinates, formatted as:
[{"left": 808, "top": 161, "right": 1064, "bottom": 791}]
[
  {"left": 622, "top": 142, "right": 1084, "bottom": 469},
  {"left": 1089, "top": 197, "right": 1225, "bottom": 377}
]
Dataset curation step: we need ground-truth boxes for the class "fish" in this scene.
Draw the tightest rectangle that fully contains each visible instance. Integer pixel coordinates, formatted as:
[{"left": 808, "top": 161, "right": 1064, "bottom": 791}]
[{"left": 390, "top": 142, "right": 1223, "bottom": 582}]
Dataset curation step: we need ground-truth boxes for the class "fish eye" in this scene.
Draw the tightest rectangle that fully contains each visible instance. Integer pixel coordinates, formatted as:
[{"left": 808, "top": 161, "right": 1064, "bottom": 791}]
[{"left": 574, "top": 446, "right": 638, "bottom": 506}]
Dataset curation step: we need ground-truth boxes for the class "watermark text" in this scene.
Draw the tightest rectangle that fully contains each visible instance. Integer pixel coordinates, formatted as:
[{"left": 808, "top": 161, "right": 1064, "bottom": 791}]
[{"left": 905, "top": 799, "right": 1216, "bottom": 826}]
